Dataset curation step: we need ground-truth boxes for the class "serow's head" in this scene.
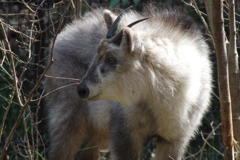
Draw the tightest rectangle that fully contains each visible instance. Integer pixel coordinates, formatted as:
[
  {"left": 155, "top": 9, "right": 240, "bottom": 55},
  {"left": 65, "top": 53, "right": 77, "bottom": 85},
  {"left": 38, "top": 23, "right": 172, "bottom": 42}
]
[{"left": 77, "top": 7, "right": 149, "bottom": 105}]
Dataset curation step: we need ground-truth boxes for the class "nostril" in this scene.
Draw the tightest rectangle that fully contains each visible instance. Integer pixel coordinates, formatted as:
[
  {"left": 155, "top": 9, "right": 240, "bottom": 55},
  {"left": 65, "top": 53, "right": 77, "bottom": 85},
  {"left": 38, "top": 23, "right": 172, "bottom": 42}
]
[{"left": 77, "top": 84, "right": 90, "bottom": 99}]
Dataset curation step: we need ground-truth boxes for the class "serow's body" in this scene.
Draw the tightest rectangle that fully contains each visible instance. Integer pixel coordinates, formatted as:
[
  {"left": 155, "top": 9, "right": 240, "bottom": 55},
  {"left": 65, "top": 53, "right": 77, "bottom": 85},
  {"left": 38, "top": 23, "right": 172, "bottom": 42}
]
[{"left": 44, "top": 6, "right": 212, "bottom": 160}]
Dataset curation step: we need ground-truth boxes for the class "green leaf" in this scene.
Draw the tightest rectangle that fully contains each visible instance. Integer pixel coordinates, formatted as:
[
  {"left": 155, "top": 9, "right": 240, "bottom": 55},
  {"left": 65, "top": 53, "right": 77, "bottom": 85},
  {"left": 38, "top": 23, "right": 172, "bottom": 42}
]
[
  {"left": 133, "top": 0, "right": 140, "bottom": 5},
  {"left": 34, "top": 151, "right": 46, "bottom": 160},
  {"left": 122, "top": 0, "right": 128, "bottom": 5},
  {"left": 108, "top": 0, "right": 120, "bottom": 8},
  {"left": 79, "top": 145, "right": 100, "bottom": 151}
]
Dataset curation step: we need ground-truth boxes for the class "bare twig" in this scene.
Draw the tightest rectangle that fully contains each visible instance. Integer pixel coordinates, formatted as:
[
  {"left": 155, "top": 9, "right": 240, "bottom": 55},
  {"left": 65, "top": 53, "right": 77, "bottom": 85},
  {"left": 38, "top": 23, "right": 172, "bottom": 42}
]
[
  {"left": 227, "top": 0, "right": 240, "bottom": 159},
  {"left": 0, "top": 20, "right": 37, "bottom": 42},
  {"left": 182, "top": 0, "right": 216, "bottom": 50},
  {"left": 22, "top": 109, "right": 33, "bottom": 160},
  {"left": 182, "top": 0, "right": 211, "bottom": 35},
  {"left": 1, "top": 23, "right": 23, "bottom": 107},
  {"left": 185, "top": 123, "right": 223, "bottom": 159},
  {"left": 44, "top": 75, "right": 80, "bottom": 81},
  {"left": 31, "top": 82, "right": 79, "bottom": 102},
  {"left": 27, "top": 0, "right": 46, "bottom": 59},
  {"left": 0, "top": 1, "right": 73, "bottom": 158},
  {"left": 0, "top": 58, "right": 54, "bottom": 160},
  {"left": 0, "top": 92, "right": 15, "bottom": 143},
  {"left": 49, "top": 1, "right": 72, "bottom": 61}
]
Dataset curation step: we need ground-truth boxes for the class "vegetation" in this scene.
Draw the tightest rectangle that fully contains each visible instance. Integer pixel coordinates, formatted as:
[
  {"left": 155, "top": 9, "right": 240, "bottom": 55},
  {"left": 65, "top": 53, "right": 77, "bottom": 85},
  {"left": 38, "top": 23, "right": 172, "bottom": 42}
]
[{"left": 0, "top": 0, "right": 239, "bottom": 159}]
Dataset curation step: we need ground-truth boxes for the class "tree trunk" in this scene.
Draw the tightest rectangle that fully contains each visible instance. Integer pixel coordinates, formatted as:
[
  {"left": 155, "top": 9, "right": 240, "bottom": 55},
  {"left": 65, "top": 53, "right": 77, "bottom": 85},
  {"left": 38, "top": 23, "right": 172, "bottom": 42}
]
[
  {"left": 227, "top": 0, "right": 240, "bottom": 159},
  {"left": 207, "top": 0, "right": 235, "bottom": 159}
]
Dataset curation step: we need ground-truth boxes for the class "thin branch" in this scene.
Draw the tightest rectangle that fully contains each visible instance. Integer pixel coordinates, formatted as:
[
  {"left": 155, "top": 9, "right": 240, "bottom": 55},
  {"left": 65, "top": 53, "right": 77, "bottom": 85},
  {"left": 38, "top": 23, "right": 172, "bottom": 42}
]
[
  {"left": 185, "top": 123, "right": 223, "bottom": 159},
  {"left": 182, "top": 0, "right": 211, "bottom": 35},
  {"left": 227, "top": 0, "right": 240, "bottom": 158},
  {"left": 0, "top": 41, "right": 13, "bottom": 80},
  {"left": 27, "top": 0, "right": 46, "bottom": 59},
  {"left": 22, "top": 110, "right": 33, "bottom": 160},
  {"left": 0, "top": 1, "right": 72, "bottom": 158},
  {"left": 49, "top": 1, "right": 72, "bottom": 61},
  {"left": 0, "top": 58, "right": 54, "bottom": 160},
  {"left": 0, "top": 91, "right": 15, "bottom": 143},
  {"left": 44, "top": 75, "right": 80, "bottom": 81},
  {"left": 0, "top": 20, "right": 37, "bottom": 42},
  {"left": 31, "top": 82, "right": 79, "bottom": 102},
  {"left": 1, "top": 23, "right": 23, "bottom": 107},
  {"left": 182, "top": 0, "right": 216, "bottom": 50}
]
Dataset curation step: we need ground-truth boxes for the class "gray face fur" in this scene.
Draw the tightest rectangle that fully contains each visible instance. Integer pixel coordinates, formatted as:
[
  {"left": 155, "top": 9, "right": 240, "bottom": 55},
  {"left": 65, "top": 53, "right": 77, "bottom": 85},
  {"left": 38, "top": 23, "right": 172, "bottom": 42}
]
[
  {"left": 45, "top": 6, "right": 212, "bottom": 160},
  {"left": 77, "top": 8, "right": 149, "bottom": 105},
  {"left": 77, "top": 37, "right": 135, "bottom": 104}
]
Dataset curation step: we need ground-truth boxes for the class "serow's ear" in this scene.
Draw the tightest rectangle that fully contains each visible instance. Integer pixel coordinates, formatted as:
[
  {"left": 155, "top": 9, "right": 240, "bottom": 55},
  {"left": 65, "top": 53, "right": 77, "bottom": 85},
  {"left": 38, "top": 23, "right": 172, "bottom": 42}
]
[
  {"left": 121, "top": 27, "right": 133, "bottom": 54},
  {"left": 103, "top": 10, "right": 117, "bottom": 30},
  {"left": 111, "top": 27, "right": 133, "bottom": 54}
]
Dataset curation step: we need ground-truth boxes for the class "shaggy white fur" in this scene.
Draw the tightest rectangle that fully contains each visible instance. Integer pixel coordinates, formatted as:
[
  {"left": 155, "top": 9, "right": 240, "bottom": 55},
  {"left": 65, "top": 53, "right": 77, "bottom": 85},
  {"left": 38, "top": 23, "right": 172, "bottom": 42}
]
[{"left": 44, "top": 6, "right": 212, "bottom": 160}]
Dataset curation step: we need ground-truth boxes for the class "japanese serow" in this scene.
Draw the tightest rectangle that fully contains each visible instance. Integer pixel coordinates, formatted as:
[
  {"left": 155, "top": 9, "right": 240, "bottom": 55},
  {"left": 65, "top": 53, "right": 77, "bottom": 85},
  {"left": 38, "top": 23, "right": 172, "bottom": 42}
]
[{"left": 44, "top": 6, "right": 212, "bottom": 160}]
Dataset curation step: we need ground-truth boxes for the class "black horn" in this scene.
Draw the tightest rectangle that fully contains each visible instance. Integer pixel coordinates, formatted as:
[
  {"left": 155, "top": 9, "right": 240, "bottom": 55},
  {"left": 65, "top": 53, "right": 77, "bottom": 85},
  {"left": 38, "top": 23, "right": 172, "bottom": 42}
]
[
  {"left": 106, "top": 6, "right": 132, "bottom": 39},
  {"left": 111, "top": 17, "right": 149, "bottom": 45},
  {"left": 127, "top": 17, "right": 149, "bottom": 28}
]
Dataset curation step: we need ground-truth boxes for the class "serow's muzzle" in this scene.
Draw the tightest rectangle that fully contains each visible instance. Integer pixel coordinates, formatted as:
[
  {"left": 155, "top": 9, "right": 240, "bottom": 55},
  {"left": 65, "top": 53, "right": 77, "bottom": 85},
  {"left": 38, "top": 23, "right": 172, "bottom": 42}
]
[{"left": 77, "top": 84, "right": 90, "bottom": 99}]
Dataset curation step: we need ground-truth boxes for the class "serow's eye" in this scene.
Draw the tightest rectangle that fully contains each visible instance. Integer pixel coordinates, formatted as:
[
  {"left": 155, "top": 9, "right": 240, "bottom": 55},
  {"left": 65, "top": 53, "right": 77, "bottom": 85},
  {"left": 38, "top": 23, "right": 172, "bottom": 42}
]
[{"left": 106, "top": 58, "right": 116, "bottom": 64}]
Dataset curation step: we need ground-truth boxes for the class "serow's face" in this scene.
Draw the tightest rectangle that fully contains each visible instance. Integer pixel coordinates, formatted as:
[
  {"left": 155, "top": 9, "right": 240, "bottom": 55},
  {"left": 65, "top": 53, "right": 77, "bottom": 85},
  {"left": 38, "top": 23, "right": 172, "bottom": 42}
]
[
  {"left": 77, "top": 36, "right": 132, "bottom": 102},
  {"left": 77, "top": 7, "right": 148, "bottom": 103}
]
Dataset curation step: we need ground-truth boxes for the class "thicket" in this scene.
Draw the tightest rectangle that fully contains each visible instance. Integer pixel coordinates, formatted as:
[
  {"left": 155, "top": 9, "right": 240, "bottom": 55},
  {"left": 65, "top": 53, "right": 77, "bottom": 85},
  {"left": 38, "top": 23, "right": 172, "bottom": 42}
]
[{"left": 0, "top": 0, "right": 239, "bottom": 160}]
